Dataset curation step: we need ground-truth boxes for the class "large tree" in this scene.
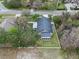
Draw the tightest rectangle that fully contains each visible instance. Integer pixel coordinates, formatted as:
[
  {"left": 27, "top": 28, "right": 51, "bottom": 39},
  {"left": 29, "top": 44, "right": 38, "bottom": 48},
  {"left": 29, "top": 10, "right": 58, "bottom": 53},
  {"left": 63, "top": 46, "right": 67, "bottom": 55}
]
[
  {"left": 4, "top": 0, "right": 22, "bottom": 8},
  {"left": 7, "top": 16, "right": 38, "bottom": 47}
]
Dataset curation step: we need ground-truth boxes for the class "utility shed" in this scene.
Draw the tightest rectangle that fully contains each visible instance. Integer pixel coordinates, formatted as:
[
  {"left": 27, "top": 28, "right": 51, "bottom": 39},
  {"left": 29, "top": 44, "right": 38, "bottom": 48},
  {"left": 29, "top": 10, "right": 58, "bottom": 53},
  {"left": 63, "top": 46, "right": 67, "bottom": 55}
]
[{"left": 37, "top": 16, "right": 52, "bottom": 39}]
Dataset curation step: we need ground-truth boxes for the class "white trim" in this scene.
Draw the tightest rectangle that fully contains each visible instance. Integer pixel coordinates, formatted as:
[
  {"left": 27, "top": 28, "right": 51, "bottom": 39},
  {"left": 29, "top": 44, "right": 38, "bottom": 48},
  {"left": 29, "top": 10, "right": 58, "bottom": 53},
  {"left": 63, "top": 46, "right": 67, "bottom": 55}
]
[
  {"left": 41, "top": 37, "right": 51, "bottom": 39},
  {"left": 42, "top": 14, "right": 49, "bottom": 18},
  {"left": 33, "top": 22, "right": 37, "bottom": 29}
]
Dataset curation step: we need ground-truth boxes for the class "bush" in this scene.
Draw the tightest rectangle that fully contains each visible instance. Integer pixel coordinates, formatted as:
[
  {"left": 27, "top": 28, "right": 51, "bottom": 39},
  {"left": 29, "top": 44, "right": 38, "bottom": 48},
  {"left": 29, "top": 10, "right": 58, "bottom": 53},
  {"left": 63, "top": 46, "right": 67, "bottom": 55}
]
[
  {"left": 31, "top": 14, "right": 40, "bottom": 21},
  {"left": 72, "top": 20, "right": 79, "bottom": 27},
  {"left": 53, "top": 16, "right": 62, "bottom": 29},
  {"left": 0, "top": 28, "right": 7, "bottom": 43},
  {"left": 57, "top": 3, "right": 65, "bottom": 10},
  {"left": 4, "top": 0, "right": 22, "bottom": 9},
  {"left": 39, "top": 2, "right": 57, "bottom": 10}
]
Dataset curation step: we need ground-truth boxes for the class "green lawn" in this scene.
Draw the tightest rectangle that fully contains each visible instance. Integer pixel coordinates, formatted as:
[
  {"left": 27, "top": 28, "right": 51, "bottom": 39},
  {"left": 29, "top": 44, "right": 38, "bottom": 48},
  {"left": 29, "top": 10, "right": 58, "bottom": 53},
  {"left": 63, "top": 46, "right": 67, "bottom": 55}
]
[
  {"left": 72, "top": 20, "right": 79, "bottom": 26},
  {"left": 36, "top": 31, "right": 60, "bottom": 47},
  {"left": 0, "top": 15, "right": 3, "bottom": 23},
  {"left": 0, "top": 14, "right": 15, "bottom": 23},
  {"left": 57, "top": 3, "right": 65, "bottom": 10}
]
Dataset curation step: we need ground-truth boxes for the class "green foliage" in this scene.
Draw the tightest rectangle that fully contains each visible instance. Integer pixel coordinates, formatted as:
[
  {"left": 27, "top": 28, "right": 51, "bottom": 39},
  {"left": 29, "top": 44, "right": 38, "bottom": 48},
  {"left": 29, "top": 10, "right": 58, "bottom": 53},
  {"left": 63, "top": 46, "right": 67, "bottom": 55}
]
[
  {"left": 57, "top": 3, "right": 65, "bottom": 10},
  {"left": 0, "top": 28, "right": 7, "bottom": 43},
  {"left": 76, "top": 48, "right": 79, "bottom": 54},
  {"left": 0, "top": 15, "right": 2, "bottom": 18},
  {"left": 22, "top": 14, "right": 40, "bottom": 22},
  {"left": 53, "top": 16, "right": 62, "bottom": 29},
  {"left": 7, "top": 27, "right": 18, "bottom": 33},
  {"left": 41, "top": 0, "right": 48, "bottom": 2},
  {"left": 0, "top": 15, "right": 3, "bottom": 23},
  {"left": 31, "top": 14, "right": 40, "bottom": 21},
  {"left": 72, "top": 20, "right": 79, "bottom": 27},
  {"left": 39, "top": 2, "right": 57, "bottom": 10},
  {"left": 36, "top": 32, "right": 60, "bottom": 47},
  {"left": 8, "top": 17, "right": 39, "bottom": 47},
  {"left": 61, "top": 0, "right": 65, "bottom": 3},
  {"left": 4, "top": 0, "right": 22, "bottom": 9}
]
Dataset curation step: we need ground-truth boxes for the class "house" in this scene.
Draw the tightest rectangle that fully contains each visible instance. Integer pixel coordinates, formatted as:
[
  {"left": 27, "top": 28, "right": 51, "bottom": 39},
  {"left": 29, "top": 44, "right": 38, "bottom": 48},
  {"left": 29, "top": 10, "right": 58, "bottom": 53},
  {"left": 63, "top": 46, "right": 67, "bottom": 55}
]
[
  {"left": 28, "top": 15, "right": 54, "bottom": 39},
  {"left": 37, "top": 16, "right": 53, "bottom": 39},
  {"left": 65, "top": 0, "right": 79, "bottom": 5},
  {"left": 65, "top": 0, "right": 79, "bottom": 9}
]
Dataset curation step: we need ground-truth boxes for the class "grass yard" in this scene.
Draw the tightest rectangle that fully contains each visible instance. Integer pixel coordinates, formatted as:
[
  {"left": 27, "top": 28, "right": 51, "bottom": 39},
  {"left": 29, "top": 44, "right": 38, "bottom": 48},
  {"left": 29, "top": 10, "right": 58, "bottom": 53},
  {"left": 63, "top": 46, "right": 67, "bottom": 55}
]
[
  {"left": 72, "top": 19, "right": 79, "bottom": 27},
  {"left": 57, "top": 3, "right": 65, "bottom": 10},
  {"left": 0, "top": 15, "right": 3, "bottom": 23},
  {"left": 0, "top": 14, "right": 15, "bottom": 23},
  {"left": 36, "top": 31, "right": 60, "bottom": 47}
]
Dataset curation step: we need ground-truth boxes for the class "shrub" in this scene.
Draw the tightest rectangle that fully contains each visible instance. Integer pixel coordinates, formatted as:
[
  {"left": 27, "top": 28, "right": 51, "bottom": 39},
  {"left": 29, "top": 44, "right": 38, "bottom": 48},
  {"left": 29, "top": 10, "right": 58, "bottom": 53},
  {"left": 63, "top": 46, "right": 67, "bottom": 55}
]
[
  {"left": 39, "top": 2, "right": 57, "bottom": 10},
  {"left": 4, "top": 0, "right": 22, "bottom": 9},
  {"left": 57, "top": 3, "right": 65, "bottom": 10},
  {"left": 53, "top": 16, "right": 62, "bottom": 29}
]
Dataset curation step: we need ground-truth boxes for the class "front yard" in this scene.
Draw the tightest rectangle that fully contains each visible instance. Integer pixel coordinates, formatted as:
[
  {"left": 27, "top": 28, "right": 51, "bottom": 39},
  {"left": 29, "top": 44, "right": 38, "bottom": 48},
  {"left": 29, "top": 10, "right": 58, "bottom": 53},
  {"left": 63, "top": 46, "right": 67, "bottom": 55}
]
[{"left": 36, "top": 31, "right": 60, "bottom": 47}]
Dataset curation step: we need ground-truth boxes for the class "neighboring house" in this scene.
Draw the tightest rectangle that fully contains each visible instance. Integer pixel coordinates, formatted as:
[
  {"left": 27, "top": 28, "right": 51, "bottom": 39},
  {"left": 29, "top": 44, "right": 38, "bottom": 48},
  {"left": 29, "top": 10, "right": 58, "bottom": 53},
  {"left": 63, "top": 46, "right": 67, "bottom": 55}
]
[
  {"left": 65, "top": 0, "right": 79, "bottom": 5},
  {"left": 65, "top": 0, "right": 79, "bottom": 9}
]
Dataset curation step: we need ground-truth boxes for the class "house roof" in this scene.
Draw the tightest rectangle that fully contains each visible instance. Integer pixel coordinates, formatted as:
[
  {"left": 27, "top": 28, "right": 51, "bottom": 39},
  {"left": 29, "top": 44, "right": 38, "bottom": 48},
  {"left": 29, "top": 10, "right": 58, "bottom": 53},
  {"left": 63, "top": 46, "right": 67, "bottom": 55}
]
[
  {"left": 37, "top": 16, "right": 52, "bottom": 38},
  {"left": 41, "top": 32, "right": 51, "bottom": 39}
]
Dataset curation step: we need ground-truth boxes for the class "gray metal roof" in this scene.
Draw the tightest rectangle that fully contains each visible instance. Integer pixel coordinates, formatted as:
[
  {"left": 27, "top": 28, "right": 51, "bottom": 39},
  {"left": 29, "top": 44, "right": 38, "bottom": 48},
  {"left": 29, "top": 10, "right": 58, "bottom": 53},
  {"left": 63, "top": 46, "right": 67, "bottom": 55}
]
[{"left": 37, "top": 16, "right": 52, "bottom": 38}]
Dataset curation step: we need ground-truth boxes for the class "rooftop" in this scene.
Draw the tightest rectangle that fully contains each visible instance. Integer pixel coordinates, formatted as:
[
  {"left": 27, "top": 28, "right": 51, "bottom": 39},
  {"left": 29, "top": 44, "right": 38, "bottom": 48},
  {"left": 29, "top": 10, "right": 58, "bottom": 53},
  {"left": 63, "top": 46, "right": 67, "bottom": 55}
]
[{"left": 37, "top": 16, "right": 52, "bottom": 39}]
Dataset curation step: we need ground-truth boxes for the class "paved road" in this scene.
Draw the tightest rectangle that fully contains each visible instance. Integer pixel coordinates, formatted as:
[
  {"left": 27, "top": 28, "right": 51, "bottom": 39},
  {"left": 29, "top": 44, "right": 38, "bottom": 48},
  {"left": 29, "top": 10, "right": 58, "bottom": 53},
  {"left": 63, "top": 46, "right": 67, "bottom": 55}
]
[
  {"left": 0, "top": 9, "right": 79, "bottom": 16},
  {"left": 0, "top": 1, "right": 79, "bottom": 15},
  {"left": 31, "top": 10, "right": 65, "bottom": 16},
  {"left": 0, "top": 10, "right": 22, "bottom": 14}
]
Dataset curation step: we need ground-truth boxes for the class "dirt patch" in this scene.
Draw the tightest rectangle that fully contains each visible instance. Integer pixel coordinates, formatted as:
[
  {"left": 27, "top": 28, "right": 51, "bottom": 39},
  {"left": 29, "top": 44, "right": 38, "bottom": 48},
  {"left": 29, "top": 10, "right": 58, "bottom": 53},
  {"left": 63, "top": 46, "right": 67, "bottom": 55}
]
[
  {"left": 0, "top": 48, "right": 62, "bottom": 59},
  {"left": 59, "top": 27, "right": 79, "bottom": 49},
  {"left": 0, "top": 48, "right": 78, "bottom": 59}
]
